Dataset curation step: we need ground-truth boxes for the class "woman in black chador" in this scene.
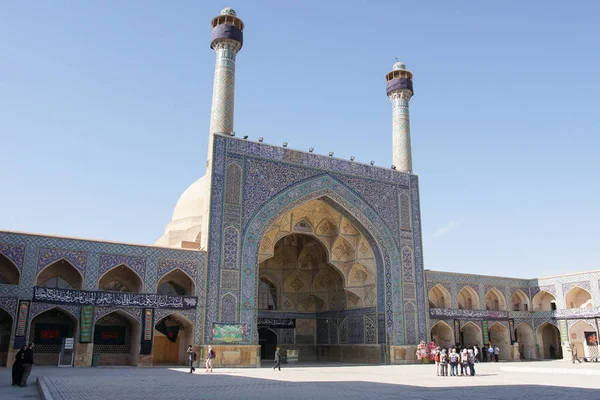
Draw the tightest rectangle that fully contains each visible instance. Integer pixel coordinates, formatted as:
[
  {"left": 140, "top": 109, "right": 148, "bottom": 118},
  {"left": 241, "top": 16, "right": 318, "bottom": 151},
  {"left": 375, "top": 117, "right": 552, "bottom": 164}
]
[{"left": 11, "top": 345, "right": 26, "bottom": 386}]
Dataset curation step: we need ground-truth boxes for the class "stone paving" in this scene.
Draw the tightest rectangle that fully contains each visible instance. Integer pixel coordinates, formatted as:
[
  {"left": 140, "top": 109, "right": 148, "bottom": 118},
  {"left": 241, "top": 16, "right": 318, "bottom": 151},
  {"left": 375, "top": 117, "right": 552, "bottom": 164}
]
[{"left": 1, "top": 361, "right": 600, "bottom": 400}]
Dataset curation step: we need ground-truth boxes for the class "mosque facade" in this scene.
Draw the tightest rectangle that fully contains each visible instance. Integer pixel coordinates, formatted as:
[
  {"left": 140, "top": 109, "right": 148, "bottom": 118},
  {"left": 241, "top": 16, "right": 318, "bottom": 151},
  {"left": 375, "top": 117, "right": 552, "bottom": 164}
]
[{"left": 0, "top": 8, "right": 598, "bottom": 368}]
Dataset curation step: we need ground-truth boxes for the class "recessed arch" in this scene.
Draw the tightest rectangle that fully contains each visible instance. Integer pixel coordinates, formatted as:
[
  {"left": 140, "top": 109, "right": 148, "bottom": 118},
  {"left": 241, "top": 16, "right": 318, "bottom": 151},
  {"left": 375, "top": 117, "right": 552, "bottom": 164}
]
[
  {"left": 532, "top": 290, "right": 557, "bottom": 311},
  {"left": 457, "top": 286, "right": 480, "bottom": 310},
  {"left": 98, "top": 264, "right": 144, "bottom": 293},
  {"left": 430, "top": 320, "right": 453, "bottom": 348},
  {"left": 92, "top": 310, "right": 141, "bottom": 366},
  {"left": 564, "top": 286, "right": 593, "bottom": 309},
  {"left": 488, "top": 322, "right": 511, "bottom": 360},
  {"left": 157, "top": 268, "right": 195, "bottom": 296},
  {"left": 536, "top": 322, "right": 562, "bottom": 359},
  {"left": 29, "top": 307, "right": 78, "bottom": 365},
  {"left": 36, "top": 259, "right": 83, "bottom": 289},
  {"left": 485, "top": 288, "right": 507, "bottom": 311},
  {"left": 0, "top": 252, "right": 20, "bottom": 285},
  {"left": 428, "top": 284, "right": 450, "bottom": 309},
  {"left": 515, "top": 322, "right": 535, "bottom": 359},
  {"left": 153, "top": 312, "right": 194, "bottom": 365},
  {"left": 0, "top": 308, "right": 13, "bottom": 363},
  {"left": 461, "top": 321, "right": 483, "bottom": 349},
  {"left": 258, "top": 277, "right": 277, "bottom": 311},
  {"left": 511, "top": 290, "right": 530, "bottom": 311},
  {"left": 568, "top": 320, "right": 598, "bottom": 359}
]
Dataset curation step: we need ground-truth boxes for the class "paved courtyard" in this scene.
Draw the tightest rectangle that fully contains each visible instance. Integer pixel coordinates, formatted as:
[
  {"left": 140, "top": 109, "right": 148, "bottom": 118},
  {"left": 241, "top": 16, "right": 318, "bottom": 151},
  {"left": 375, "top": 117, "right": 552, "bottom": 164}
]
[{"left": 2, "top": 361, "right": 600, "bottom": 400}]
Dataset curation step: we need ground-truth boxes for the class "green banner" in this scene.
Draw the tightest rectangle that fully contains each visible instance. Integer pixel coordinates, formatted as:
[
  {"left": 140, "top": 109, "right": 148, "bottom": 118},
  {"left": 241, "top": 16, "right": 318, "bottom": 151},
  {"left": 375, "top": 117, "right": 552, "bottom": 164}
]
[
  {"left": 79, "top": 305, "right": 94, "bottom": 343},
  {"left": 212, "top": 323, "right": 243, "bottom": 343},
  {"left": 482, "top": 320, "right": 489, "bottom": 345},
  {"left": 559, "top": 320, "right": 568, "bottom": 344}
]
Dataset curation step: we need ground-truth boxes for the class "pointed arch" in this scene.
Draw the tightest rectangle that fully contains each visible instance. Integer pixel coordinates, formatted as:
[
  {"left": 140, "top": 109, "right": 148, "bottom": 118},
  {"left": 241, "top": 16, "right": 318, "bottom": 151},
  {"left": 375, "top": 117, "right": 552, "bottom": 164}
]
[
  {"left": 29, "top": 306, "right": 78, "bottom": 364},
  {"left": 511, "top": 290, "right": 530, "bottom": 311},
  {"left": 153, "top": 311, "right": 194, "bottom": 365},
  {"left": 400, "top": 192, "right": 412, "bottom": 231},
  {"left": 428, "top": 284, "right": 451, "bottom": 309},
  {"left": 0, "top": 252, "right": 20, "bottom": 284},
  {"left": 220, "top": 293, "right": 237, "bottom": 322},
  {"left": 564, "top": 286, "right": 593, "bottom": 309},
  {"left": 457, "top": 286, "right": 480, "bottom": 310},
  {"left": 36, "top": 258, "right": 84, "bottom": 289},
  {"left": 92, "top": 309, "right": 141, "bottom": 366},
  {"left": 236, "top": 174, "right": 402, "bottom": 345},
  {"left": 515, "top": 322, "right": 535, "bottom": 359},
  {"left": 536, "top": 322, "right": 562, "bottom": 359},
  {"left": 258, "top": 277, "right": 277, "bottom": 310},
  {"left": 98, "top": 264, "right": 144, "bottom": 293},
  {"left": 157, "top": 268, "right": 195, "bottom": 296},
  {"left": 430, "top": 320, "right": 454, "bottom": 348},
  {"left": 485, "top": 288, "right": 507, "bottom": 311},
  {"left": 224, "top": 163, "right": 242, "bottom": 205},
  {"left": 461, "top": 321, "right": 483, "bottom": 348},
  {"left": 293, "top": 219, "right": 313, "bottom": 233},
  {"left": 532, "top": 290, "right": 557, "bottom": 311}
]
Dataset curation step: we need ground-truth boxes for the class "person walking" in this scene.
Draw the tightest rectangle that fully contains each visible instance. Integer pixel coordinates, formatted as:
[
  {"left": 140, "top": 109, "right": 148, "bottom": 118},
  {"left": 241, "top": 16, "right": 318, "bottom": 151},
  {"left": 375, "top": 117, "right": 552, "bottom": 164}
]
[
  {"left": 571, "top": 344, "right": 582, "bottom": 364},
  {"left": 187, "top": 345, "right": 196, "bottom": 373},
  {"left": 494, "top": 345, "right": 500, "bottom": 362},
  {"left": 205, "top": 346, "right": 215, "bottom": 372},
  {"left": 12, "top": 345, "right": 26, "bottom": 386},
  {"left": 20, "top": 343, "right": 34, "bottom": 387},
  {"left": 273, "top": 347, "right": 281, "bottom": 371}
]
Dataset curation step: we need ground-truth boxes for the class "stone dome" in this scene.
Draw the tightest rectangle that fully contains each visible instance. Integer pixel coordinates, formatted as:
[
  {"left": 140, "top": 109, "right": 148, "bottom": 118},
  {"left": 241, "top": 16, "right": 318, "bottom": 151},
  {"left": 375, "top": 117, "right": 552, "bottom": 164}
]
[
  {"left": 155, "top": 175, "right": 208, "bottom": 249},
  {"left": 220, "top": 7, "right": 237, "bottom": 16}
]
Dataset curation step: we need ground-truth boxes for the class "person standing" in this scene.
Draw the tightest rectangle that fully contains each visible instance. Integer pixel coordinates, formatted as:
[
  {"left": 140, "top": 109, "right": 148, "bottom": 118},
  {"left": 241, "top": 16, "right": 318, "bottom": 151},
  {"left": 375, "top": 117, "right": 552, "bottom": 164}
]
[
  {"left": 468, "top": 349, "right": 476, "bottom": 376},
  {"left": 273, "top": 347, "right": 281, "bottom": 371},
  {"left": 20, "top": 343, "right": 34, "bottom": 387},
  {"left": 205, "top": 346, "right": 215, "bottom": 372},
  {"left": 487, "top": 345, "right": 494, "bottom": 362},
  {"left": 439, "top": 349, "right": 448, "bottom": 377},
  {"left": 549, "top": 344, "right": 556, "bottom": 359},
  {"left": 187, "top": 345, "right": 196, "bottom": 373},
  {"left": 449, "top": 348, "right": 459, "bottom": 376},
  {"left": 494, "top": 345, "right": 500, "bottom": 362},
  {"left": 473, "top": 345, "right": 480, "bottom": 363},
  {"left": 12, "top": 345, "right": 26, "bottom": 386}
]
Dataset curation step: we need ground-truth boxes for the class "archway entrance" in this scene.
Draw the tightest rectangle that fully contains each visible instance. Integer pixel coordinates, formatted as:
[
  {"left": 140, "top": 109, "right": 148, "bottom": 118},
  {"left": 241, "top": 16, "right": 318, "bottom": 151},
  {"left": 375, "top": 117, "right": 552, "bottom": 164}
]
[
  {"left": 93, "top": 311, "right": 140, "bottom": 366},
  {"left": 0, "top": 253, "right": 20, "bottom": 284},
  {"left": 36, "top": 259, "right": 83, "bottom": 289},
  {"left": 569, "top": 321, "right": 599, "bottom": 359},
  {"left": 537, "top": 323, "right": 561, "bottom": 359},
  {"left": 515, "top": 323, "right": 535, "bottom": 359},
  {"left": 430, "top": 321, "right": 453, "bottom": 348},
  {"left": 99, "top": 264, "right": 143, "bottom": 293},
  {"left": 0, "top": 309, "right": 12, "bottom": 367},
  {"left": 489, "top": 323, "right": 510, "bottom": 360},
  {"left": 461, "top": 322, "right": 482, "bottom": 349},
  {"left": 259, "top": 328, "right": 278, "bottom": 361},
  {"left": 157, "top": 269, "right": 195, "bottom": 296},
  {"left": 29, "top": 308, "right": 77, "bottom": 365},
  {"left": 152, "top": 314, "right": 193, "bottom": 365},
  {"left": 256, "top": 199, "right": 379, "bottom": 363}
]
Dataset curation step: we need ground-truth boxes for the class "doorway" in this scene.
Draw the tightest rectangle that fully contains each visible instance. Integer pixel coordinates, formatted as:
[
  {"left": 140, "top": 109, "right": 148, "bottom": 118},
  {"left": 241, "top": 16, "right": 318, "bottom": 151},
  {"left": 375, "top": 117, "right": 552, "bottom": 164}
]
[{"left": 259, "top": 328, "right": 277, "bottom": 361}]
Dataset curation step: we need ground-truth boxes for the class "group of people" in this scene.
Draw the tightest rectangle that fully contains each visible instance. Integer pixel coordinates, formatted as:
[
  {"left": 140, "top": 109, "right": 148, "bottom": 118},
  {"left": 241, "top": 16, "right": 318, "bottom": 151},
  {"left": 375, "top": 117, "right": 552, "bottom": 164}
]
[
  {"left": 11, "top": 342, "right": 35, "bottom": 387},
  {"left": 433, "top": 343, "right": 501, "bottom": 377},
  {"left": 187, "top": 345, "right": 216, "bottom": 373}
]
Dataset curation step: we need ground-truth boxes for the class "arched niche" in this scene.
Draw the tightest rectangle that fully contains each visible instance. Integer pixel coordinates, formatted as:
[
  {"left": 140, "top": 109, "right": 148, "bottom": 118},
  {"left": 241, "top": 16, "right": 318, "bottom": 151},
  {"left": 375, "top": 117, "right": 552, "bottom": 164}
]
[
  {"left": 532, "top": 290, "right": 557, "bottom": 311},
  {"left": 488, "top": 322, "right": 510, "bottom": 360},
  {"left": 515, "top": 323, "right": 535, "bottom": 359},
  {"left": 461, "top": 322, "right": 482, "bottom": 349},
  {"left": 568, "top": 320, "right": 598, "bottom": 359},
  {"left": 258, "top": 277, "right": 277, "bottom": 311},
  {"left": 565, "top": 287, "right": 593, "bottom": 309},
  {"left": 93, "top": 310, "right": 141, "bottom": 366},
  {"left": 157, "top": 269, "right": 195, "bottom": 296},
  {"left": 0, "top": 252, "right": 20, "bottom": 284},
  {"left": 99, "top": 264, "right": 143, "bottom": 293},
  {"left": 457, "top": 286, "right": 479, "bottom": 310},
  {"left": 485, "top": 288, "right": 507, "bottom": 311},
  {"left": 428, "top": 284, "right": 450, "bottom": 309},
  {"left": 36, "top": 259, "right": 83, "bottom": 289},
  {"left": 153, "top": 313, "right": 194, "bottom": 365},
  {"left": 430, "top": 321, "right": 453, "bottom": 348},
  {"left": 0, "top": 308, "right": 12, "bottom": 365},
  {"left": 29, "top": 307, "right": 78, "bottom": 365},
  {"left": 536, "top": 322, "right": 562, "bottom": 359},
  {"left": 511, "top": 290, "right": 530, "bottom": 311}
]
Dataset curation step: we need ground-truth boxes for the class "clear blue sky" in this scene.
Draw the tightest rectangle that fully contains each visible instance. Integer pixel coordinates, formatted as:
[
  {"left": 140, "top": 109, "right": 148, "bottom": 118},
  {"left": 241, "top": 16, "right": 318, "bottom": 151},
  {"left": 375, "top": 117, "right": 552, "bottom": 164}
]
[{"left": 1, "top": 1, "right": 598, "bottom": 279}]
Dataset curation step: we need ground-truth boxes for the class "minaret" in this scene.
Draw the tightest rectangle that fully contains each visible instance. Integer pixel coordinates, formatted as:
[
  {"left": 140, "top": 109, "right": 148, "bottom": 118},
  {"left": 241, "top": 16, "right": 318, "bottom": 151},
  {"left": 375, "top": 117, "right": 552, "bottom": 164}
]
[
  {"left": 386, "top": 61, "right": 414, "bottom": 173},
  {"left": 200, "top": 7, "right": 244, "bottom": 250}
]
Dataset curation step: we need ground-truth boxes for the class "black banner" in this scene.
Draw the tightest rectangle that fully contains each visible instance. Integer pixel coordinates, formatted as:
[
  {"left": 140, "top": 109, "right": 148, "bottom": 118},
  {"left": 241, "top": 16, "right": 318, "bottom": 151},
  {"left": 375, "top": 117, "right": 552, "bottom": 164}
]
[
  {"left": 94, "top": 325, "right": 126, "bottom": 345},
  {"left": 258, "top": 318, "right": 296, "bottom": 329},
  {"left": 33, "top": 287, "right": 197, "bottom": 310},
  {"left": 585, "top": 331, "right": 598, "bottom": 346},
  {"left": 156, "top": 319, "right": 179, "bottom": 343},
  {"left": 35, "top": 323, "right": 70, "bottom": 345}
]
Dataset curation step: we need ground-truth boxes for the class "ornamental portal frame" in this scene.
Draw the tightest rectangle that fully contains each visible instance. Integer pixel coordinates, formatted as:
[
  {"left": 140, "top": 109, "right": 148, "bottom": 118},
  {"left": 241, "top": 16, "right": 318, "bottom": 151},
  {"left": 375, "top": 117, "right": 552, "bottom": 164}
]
[{"left": 203, "top": 134, "right": 427, "bottom": 358}]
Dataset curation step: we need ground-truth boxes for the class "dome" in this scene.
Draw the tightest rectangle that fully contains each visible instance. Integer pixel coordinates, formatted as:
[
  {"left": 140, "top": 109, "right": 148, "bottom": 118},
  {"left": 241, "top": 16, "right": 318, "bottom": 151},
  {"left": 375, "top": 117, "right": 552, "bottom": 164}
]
[
  {"left": 392, "top": 61, "right": 407, "bottom": 71},
  {"left": 171, "top": 175, "right": 208, "bottom": 221},
  {"left": 155, "top": 175, "right": 208, "bottom": 249},
  {"left": 220, "top": 7, "right": 237, "bottom": 16}
]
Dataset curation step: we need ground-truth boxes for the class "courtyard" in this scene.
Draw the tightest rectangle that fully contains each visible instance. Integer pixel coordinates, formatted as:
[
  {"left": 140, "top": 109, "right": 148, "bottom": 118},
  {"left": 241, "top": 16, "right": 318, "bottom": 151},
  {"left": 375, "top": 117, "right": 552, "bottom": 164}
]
[{"left": 2, "top": 361, "right": 599, "bottom": 400}]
